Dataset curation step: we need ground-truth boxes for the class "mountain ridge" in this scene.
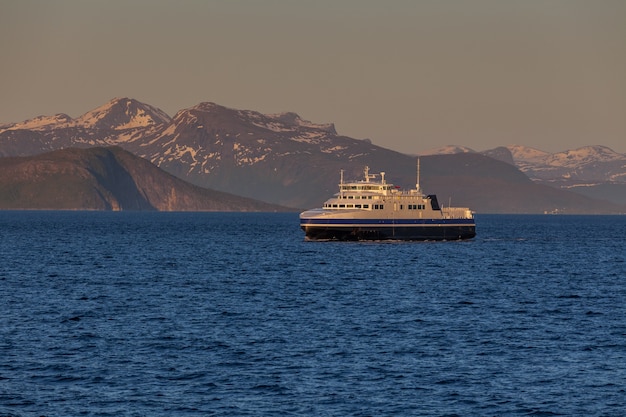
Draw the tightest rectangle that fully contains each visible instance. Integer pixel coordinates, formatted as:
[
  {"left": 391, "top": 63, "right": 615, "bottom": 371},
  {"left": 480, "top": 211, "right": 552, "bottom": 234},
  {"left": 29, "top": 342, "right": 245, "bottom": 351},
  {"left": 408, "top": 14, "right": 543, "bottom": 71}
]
[
  {"left": 419, "top": 143, "right": 626, "bottom": 206},
  {"left": 2, "top": 97, "right": 625, "bottom": 213}
]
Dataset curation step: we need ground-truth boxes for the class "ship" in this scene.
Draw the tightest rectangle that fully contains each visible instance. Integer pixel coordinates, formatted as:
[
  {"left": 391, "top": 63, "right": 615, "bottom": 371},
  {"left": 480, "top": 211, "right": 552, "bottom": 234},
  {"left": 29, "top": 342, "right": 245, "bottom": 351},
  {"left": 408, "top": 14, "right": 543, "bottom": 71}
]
[{"left": 299, "top": 161, "right": 476, "bottom": 241}]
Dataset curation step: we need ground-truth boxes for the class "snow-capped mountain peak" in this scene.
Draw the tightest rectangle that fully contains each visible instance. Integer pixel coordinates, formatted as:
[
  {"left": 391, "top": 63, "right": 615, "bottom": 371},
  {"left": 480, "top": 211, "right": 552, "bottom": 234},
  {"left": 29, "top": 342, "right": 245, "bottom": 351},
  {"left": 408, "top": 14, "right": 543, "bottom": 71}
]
[
  {"left": 74, "top": 97, "right": 171, "bottom": 130},
  {"left": 544, "top": 145, "right": 624, "bottom": 166},
  {"left": 505, "top": 144, "right": 624, "bottom": 167},
  {"left": 1, "top": 98, "right": 172, "bottom": 135},
  {"left": 1, "top": 113, "right": 73, "bottom": 132},
  {"left": 505, "top": 145, "right": 550, "bottom": 164}
]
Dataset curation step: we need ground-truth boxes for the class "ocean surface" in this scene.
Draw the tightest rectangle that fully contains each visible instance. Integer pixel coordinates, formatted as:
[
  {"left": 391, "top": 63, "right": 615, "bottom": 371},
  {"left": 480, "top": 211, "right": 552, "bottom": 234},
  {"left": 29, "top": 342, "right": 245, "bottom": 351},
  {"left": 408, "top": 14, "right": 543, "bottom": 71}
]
[{"left": 1, "top": 211, "right": 625, "bottom": 416}]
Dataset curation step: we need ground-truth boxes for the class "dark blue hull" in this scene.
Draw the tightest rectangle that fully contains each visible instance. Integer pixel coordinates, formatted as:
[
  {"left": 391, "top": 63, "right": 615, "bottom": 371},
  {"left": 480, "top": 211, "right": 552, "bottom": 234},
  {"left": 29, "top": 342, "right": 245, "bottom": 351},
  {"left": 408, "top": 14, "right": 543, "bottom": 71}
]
[{"left": 301, "top": 223, "right": 476, "bottom": 241}]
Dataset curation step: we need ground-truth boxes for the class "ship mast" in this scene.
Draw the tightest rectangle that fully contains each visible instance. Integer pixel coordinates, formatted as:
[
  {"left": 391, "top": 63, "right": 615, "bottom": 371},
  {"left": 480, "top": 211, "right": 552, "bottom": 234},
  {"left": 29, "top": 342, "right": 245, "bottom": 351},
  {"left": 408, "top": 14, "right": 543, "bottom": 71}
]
[
  {"left": 416, "top": 157, "right": 421, "bottom": 193},
  {"left": 340, "top": 169, "right": 344, "bottom": 198}
]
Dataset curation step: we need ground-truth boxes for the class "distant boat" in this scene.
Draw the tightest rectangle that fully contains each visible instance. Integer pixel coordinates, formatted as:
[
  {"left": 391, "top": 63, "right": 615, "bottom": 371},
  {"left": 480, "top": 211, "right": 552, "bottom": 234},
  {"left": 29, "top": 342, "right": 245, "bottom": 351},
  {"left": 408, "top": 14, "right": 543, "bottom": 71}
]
[{"left": 300, "top": 161, "right": 476, "bottom": 241}]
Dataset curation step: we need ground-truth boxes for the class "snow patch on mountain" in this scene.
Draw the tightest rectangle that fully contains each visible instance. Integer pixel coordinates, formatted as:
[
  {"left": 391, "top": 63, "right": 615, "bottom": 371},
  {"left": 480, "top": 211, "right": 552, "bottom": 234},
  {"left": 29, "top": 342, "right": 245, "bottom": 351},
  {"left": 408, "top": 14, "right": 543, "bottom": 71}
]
[
  {"left": 611, "top": 171, "right": 626, "bottom": 181},
  {"left": 323, "top": 145, "right": 347, "bottom": 153},
  {"left": 236, "top": 153, "right": 268, "bottom": 166},
  {"left": 543, "top": 146, "right": 624, "bottom": 167},
  {"left": 1, "top": 114, "right": 73, "bottom": 132},
  {"left": 233, "top": 142, "right": 272, "bottom": 166}
]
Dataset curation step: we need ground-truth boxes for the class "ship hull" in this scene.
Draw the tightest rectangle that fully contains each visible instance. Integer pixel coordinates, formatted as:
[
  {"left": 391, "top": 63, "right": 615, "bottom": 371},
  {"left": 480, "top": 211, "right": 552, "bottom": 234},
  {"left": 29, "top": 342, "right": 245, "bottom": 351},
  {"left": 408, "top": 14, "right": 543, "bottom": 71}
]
[{"left": 300, "top": 219, "right": 476, "bottom": 241}]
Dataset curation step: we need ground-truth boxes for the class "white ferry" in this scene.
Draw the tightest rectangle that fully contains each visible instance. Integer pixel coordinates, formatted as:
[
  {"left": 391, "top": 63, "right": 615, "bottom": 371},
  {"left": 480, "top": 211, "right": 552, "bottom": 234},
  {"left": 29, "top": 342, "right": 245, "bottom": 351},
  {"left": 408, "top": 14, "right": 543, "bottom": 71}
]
[{"left": 300, "top": 162, "right": 476, "bottom": 241}]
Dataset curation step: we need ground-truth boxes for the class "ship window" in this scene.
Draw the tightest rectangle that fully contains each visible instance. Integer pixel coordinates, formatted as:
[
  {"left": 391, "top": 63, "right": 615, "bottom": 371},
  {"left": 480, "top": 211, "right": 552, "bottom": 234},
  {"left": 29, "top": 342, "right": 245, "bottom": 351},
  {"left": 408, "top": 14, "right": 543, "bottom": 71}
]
[
  {"left": 400, "top": 205, "right": 403, "bottom": 210},
  {"left": 348, "top": 196, "right": 353, "bottom": 199},
  {"left": 332, "top": 204, "right": 338, "bottom": 208},
  {"left": 347, "top": 204, "right": 353, "bottom": 208},
  {"left": 363, "top": 204, "right": 369, "bottom": 209},
  {"left": 355, "top": 204, "right": 361, "bottom": 208},
  {"left": 339, "top": 204, "right": 345, "bottom": 208}
]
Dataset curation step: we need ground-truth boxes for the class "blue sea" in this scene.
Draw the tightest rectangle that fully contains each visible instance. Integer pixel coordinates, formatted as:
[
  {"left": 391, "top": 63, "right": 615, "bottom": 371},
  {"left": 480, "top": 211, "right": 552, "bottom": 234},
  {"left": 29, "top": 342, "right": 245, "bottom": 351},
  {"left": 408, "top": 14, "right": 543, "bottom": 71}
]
[{"left": 1, "top": 212, "right": 625, "bottom": 416}]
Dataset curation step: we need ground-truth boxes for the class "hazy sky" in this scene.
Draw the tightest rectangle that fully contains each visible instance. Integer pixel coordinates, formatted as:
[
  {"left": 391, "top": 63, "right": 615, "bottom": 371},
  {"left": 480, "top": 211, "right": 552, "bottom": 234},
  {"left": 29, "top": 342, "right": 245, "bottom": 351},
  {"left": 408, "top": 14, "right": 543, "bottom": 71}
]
[{"left": 2, "top": 0, "right": 625, "bottom": 154}]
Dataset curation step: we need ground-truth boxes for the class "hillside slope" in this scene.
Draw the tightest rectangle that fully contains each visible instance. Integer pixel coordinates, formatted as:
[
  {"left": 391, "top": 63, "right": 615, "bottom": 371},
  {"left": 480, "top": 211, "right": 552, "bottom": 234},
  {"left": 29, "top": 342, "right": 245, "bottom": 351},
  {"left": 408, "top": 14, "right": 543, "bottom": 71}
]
[{"left": 0, "top": 147, "right": 292, "bottom": 211}]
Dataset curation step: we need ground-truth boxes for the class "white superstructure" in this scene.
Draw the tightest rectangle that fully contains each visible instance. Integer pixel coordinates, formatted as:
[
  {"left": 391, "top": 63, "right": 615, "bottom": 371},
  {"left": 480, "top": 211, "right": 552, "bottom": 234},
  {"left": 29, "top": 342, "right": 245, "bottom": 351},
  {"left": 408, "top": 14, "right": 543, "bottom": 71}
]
[{"left": 300, "top": 163, "right": 476, "bottom": 241}]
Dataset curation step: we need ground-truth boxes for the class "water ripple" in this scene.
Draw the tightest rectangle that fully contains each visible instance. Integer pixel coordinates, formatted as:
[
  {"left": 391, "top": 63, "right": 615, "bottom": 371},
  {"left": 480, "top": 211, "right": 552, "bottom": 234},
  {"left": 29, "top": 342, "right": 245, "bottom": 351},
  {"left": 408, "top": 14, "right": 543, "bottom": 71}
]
[{"left": 1, "top": 212, "right": 625, "bottom": 416}]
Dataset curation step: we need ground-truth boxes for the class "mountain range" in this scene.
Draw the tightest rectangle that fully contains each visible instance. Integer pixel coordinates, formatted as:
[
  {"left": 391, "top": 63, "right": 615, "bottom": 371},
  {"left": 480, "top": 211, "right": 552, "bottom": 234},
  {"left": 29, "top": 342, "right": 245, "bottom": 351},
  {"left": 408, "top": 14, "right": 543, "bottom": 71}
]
[
  {"left": 1, "top": 97, "right": 625, "bottom": 213},
  {"left": 424, "top": 144, "right": 626, "bottom": 206}
]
